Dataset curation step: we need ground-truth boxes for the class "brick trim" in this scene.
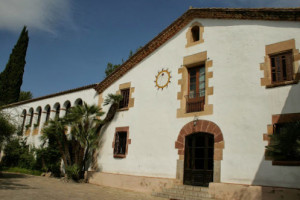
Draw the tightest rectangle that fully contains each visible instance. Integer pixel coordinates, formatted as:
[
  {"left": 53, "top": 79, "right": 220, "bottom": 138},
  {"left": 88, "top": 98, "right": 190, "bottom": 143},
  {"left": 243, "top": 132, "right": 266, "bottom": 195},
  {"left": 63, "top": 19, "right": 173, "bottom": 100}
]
[{"left": 175, "top": 120, "right": 224, "bottom": 161}]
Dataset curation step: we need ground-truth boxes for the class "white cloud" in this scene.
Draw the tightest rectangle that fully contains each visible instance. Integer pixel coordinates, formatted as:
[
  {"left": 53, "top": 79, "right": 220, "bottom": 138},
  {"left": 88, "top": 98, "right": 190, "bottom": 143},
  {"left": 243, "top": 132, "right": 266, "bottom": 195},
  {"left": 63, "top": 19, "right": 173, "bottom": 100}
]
[{"left": 0, "top": 0, "right": 76, "bottom": 34}]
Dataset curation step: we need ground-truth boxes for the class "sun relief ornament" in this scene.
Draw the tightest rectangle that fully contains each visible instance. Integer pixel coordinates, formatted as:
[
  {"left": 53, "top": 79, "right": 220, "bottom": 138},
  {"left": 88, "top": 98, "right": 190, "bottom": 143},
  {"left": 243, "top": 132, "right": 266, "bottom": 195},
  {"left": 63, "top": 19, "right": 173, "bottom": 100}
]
[{"left": 154, "top": 68, "right": 171, "bottom": 90}]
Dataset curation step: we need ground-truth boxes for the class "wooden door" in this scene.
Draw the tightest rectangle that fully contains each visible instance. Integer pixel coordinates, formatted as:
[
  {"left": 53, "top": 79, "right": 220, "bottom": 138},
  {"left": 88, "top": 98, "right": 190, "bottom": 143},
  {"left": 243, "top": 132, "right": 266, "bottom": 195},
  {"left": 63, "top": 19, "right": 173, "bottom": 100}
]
[{"left": 184, "top": 132, "right": 214, "bottom": 186}]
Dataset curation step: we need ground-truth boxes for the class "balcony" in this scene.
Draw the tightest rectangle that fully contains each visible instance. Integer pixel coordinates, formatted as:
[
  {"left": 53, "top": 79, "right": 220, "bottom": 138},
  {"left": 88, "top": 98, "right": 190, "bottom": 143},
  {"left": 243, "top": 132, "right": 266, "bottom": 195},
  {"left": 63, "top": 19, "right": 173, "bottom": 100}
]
[{"left": 185, "top": 93, "right": 205, "bottom": 113}]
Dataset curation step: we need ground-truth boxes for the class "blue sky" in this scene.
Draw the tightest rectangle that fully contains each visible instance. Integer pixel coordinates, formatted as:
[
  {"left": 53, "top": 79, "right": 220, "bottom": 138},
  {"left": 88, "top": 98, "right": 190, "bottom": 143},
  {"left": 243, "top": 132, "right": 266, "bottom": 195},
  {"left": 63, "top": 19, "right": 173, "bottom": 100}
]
[{"left": 0, "top": 0, "right": 300, "bottom": 98}]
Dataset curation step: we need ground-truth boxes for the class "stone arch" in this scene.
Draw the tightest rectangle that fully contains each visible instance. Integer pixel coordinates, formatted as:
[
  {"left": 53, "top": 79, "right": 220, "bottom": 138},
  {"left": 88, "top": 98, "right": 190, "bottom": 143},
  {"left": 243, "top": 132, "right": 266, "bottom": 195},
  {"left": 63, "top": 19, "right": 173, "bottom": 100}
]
[{"left": 175, "top": 120, "right": 225, "bottom": 183}]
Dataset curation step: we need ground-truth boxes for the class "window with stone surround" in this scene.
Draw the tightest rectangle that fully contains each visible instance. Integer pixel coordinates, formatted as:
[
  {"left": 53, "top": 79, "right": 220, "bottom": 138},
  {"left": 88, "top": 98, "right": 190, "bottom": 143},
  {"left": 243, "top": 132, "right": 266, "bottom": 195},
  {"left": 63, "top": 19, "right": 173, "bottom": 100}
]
[
  {"left": 177, "top": 51, "right": 213, "bottom": 118},
  {"left": 260, "top": 39, "right": 300, "bottom": 88},
  {"left": 112, "top": 127, "right": 131, "bottom": 158},
  {"left": 186, "top": 22, "right": 204, "bottom": 48},
  {"left": 264, "top": 113, "right": 300, "bottom": 166},
  {"left": 116, "top": 82, "right": 135, "bottom": 111},
  {"left": 119, "top": 88, "right": 130, "bottom": 109}
]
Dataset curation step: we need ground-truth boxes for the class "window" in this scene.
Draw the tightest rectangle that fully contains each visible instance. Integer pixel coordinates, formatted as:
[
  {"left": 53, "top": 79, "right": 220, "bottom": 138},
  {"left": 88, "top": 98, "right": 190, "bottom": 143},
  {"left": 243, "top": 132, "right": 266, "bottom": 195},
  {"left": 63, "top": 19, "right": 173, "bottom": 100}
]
[
  {"left": 270, "top": 121, "right": 300, "bottom": 165},
  {"left": 260, "top": 39, "right": 300, "bottom": 88},
  {"left": 264, "top": 113, "right": 300, "bottom": 166},
  {"left": 36, "top": 107, "right": 42, "bottom": 127},
  {"left": 65, "top": 101, "right": 71, "bottom": 116},
  {"left": 45, "top": 106, "right": 51, "bottom": 123},
  {"left": 21, "top": 110, "right": 26, "bottom": 133},
  {"left": 191, "top": 26, "right": 200, "bottom": 42},
  {"left": 270, "top": 51, "right": 293, "bottom": 84},
  {"left": 77, "top": 99, "right": 83, "bottom": 106},
  {"left": 29, "top": 108, "right": 34, "bottom": 127},
  {"left": 186, "top": 65, "right": 205, "bottom": 113},
  {"left": 114, "top": 131, "right": 127, "bottom": 157},
  {"left": 186, "top": 22, "right": 204, "bottom": 48},
  {"left": 55, "top": 104, "right": 60, "bottom": 119},
  {"left": 119, "top": 88, "right": 130, "bottom": 109},
  {"left": 113, "top": 127, "right": 130, "bottom": 158}
]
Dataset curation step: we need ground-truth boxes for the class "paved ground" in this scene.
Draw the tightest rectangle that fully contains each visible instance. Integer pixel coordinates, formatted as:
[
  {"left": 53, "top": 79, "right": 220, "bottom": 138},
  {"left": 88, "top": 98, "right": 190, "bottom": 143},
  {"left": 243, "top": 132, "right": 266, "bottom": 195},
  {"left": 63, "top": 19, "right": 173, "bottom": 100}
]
[{"left": 0, "top": 172, "right": 165, "bottom": 200}]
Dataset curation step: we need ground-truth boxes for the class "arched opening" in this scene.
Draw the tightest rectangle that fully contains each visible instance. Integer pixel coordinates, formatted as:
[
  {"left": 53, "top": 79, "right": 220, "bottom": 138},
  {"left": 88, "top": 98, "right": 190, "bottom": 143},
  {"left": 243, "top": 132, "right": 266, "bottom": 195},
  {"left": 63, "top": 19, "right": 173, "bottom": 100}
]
[
  {"left": 28, "top": 108, "right": 34, "bottom": 127},
  {"left": 75, "top": 98, "right": 83, "bottom": 106},
  {"left": 54, "top": 103, "right": 60, "bottom": 119},
  {"left": 45, "top": 105, "right": 51, "bottom": 124},
  {"left": 184, "top": 132, "right": 214, "bottom": 186},
  {"left": 21, "top": 109, "right": 27, "bottom": 133},
  {"left": 191, "top": 26, "right": 200, "bottom": 42},
  {"left": 64, "top": 101, "right": 71, "bottom": 116},
  {"left": 35, "top": 107, "right": 42, "bottom": 127},
  {"left": 175, "top": 120, "right": 224, "bottom": 186}
]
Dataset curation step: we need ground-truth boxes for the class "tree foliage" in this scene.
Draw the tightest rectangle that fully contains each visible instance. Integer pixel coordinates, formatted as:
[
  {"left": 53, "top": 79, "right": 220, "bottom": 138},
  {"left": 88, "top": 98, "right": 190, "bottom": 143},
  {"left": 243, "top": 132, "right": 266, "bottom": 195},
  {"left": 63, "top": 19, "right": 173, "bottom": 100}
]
[
  {"left": 105, "top": 62, "right": 121, "bottom": 77},
  {"left": 18, "top": 91, "right": 33, "bottom": 102},
  {"left": 266, "top": 121, "right": 300, "bottom": 161},
  {"left": 1, "top": 137, "right": 35, "bottom": 170},
  {"left": 0, "top": 26, "right": 29, "bottom": 106},
  {"left": 104, "top": 46, "right": 143, "bottom": 77},
  {"left": 0, "top": 111, "right": 16, "bottom": 148}
]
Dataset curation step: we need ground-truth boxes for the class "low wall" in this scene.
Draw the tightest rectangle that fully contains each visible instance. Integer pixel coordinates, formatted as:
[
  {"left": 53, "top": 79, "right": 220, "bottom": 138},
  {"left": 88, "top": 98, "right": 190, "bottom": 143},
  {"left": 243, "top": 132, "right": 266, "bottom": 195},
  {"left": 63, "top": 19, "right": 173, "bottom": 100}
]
[
  {"left": 209, "top": 183, "right": 300, "bottom": 200},
  {"left": 87, "top": 171, "right": 175, "bottom": 193}
]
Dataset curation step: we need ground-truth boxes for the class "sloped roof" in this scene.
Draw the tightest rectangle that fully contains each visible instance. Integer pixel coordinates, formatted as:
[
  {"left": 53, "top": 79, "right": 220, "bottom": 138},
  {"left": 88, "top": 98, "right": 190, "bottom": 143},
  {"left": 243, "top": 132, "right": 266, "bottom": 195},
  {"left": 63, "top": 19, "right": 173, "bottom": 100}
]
[
  {"left": 95, "top": 7, "right": 300, "bottom": 93},
  {"left": 2, "top": 83, "right": 97, "bottom": 108}
]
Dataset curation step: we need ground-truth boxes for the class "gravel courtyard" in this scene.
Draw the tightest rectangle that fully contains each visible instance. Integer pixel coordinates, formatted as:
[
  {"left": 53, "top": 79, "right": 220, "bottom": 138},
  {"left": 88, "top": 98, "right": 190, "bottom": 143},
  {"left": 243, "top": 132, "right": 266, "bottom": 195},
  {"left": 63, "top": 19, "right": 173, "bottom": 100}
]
[{"left": 0, "top": 172, "right": 165, "bottom": 200}]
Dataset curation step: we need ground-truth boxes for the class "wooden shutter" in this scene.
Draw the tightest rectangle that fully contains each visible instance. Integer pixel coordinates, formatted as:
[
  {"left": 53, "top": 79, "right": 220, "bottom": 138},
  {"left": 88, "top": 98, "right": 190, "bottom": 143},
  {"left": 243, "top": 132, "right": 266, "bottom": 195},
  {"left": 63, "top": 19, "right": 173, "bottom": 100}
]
[{"left": 285, "top": 52, "right": 293, "bottom": 81}]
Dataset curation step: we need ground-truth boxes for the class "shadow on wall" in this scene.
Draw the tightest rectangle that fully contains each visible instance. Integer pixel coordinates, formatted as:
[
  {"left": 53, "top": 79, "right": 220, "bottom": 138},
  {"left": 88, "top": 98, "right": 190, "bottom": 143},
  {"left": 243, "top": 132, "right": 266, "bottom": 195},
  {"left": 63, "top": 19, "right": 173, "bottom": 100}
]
[{"left": 251, "top": 82, "right": 300, "bottom": 199}]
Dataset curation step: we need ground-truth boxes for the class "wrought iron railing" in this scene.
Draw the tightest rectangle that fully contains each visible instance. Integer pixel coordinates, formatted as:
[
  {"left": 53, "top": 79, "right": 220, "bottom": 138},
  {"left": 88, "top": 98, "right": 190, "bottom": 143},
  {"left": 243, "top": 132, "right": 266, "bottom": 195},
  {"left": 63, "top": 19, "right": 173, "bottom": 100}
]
[{"left": 185, "top": 93, "right": 205, "bottom": 113}]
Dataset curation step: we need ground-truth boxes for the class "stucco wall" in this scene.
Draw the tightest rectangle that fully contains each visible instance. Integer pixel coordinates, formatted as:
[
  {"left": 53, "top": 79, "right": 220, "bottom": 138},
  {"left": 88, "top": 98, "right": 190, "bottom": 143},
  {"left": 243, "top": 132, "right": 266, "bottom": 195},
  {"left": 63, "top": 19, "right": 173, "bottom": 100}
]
[
  {"left": 4, "top": 88, "right": 98, "bottom": 147},
  {"left": 97, "top": 19, "right": 300, "bottom": 188},
  {"left": 4, "top": 18, "right": 300, "bottom": 189}
]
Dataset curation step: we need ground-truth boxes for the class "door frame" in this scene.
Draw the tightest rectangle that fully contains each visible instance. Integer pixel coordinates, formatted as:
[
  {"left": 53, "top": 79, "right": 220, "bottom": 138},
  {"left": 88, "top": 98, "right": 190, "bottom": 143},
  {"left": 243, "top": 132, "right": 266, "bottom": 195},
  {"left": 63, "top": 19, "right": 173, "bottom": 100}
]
[{"left": 175, "top": 120, "right": 224, "bottom": 185}]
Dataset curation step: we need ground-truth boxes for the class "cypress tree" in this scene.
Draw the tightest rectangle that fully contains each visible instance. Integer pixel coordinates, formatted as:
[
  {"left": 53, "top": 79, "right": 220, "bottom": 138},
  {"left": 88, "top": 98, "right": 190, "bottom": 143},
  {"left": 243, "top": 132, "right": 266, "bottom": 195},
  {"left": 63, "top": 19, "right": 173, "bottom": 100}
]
[{"left": 0, "top": 26, "right": 29, "bottom": 105}]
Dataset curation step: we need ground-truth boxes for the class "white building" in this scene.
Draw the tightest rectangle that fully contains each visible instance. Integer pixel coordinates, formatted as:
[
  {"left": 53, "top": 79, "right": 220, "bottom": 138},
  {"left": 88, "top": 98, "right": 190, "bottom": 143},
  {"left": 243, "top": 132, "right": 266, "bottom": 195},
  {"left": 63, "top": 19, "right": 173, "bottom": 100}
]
[{"left": 3, "top": 8, "right": 300, "bottom": 200}]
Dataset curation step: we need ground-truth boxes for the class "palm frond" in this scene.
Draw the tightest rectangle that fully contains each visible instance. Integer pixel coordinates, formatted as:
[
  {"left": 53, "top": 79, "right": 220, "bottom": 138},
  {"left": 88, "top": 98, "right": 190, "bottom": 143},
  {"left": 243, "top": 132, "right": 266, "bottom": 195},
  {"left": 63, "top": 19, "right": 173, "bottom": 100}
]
[{"left": 103, "top": 94, "right": 123, "bottom": 106}]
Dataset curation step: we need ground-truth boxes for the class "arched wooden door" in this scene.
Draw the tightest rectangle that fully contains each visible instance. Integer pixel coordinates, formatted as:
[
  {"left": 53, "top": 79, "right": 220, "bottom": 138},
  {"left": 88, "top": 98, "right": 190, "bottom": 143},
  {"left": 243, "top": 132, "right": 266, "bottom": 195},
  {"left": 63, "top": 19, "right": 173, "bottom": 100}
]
[{"left": 184, "top": 132, "right": 214, "bottom": 186}]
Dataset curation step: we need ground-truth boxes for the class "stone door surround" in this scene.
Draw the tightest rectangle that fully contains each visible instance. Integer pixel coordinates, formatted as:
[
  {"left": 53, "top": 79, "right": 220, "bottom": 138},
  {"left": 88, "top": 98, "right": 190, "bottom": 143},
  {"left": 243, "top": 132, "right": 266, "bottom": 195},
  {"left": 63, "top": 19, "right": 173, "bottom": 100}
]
[{"left": 175, "top": 120, "right": 224, "bottom": 183}]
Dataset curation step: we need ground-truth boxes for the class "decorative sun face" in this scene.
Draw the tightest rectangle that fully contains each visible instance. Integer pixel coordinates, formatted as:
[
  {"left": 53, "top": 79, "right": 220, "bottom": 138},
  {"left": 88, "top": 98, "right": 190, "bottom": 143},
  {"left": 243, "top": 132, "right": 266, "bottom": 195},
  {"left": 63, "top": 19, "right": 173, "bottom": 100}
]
[{"left": 155, "top": 69, "right": 171, "bottom": 90}]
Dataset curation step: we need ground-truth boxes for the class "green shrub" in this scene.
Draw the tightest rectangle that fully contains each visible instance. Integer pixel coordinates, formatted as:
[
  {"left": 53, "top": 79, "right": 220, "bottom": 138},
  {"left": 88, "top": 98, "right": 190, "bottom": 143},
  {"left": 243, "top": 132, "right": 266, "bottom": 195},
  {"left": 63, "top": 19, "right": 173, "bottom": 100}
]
[
  {"left": 35, "top": 147, "right": 61, "bottom": 177},
  {"left": 1, "top": 138, "right": 35, "bottom": 169},
  {"left": 65, "top": 164, "right": 80, "bottom": 181}
]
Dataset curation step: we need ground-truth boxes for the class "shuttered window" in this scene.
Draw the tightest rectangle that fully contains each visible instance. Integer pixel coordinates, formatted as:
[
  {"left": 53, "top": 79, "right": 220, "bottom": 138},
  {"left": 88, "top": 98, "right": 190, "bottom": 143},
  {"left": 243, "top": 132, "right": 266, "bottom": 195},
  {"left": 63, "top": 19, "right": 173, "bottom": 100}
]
[
  {"left": 119, "top": 88, "right": 130, "bottom": 109},
  {"left": 270, "top": 51, "right": 293, "bottom": 83}
]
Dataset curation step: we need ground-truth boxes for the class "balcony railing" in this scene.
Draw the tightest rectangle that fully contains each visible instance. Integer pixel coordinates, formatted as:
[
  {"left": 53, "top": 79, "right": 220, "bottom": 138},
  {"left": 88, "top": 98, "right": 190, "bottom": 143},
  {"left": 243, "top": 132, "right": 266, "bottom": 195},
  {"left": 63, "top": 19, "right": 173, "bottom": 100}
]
[{"left": 185, "top": 93, "right": 205, "bottom": 113}]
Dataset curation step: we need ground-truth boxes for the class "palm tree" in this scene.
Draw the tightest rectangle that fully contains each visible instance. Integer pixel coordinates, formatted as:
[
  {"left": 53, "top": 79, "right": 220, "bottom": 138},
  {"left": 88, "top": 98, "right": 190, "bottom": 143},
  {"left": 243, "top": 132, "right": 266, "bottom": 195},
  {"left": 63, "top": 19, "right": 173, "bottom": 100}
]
[
  {"left": 41, "top": 118, "right": 71, "bottom": 168},
  {"left": 103, "top": 93, "right": 123, "bottom": 123},
  {"left": 66, "top": 102, "right": 104, "bottom": 176},
  {"left": 40, "top": 94, "right": 123, "bottom": 180}
]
